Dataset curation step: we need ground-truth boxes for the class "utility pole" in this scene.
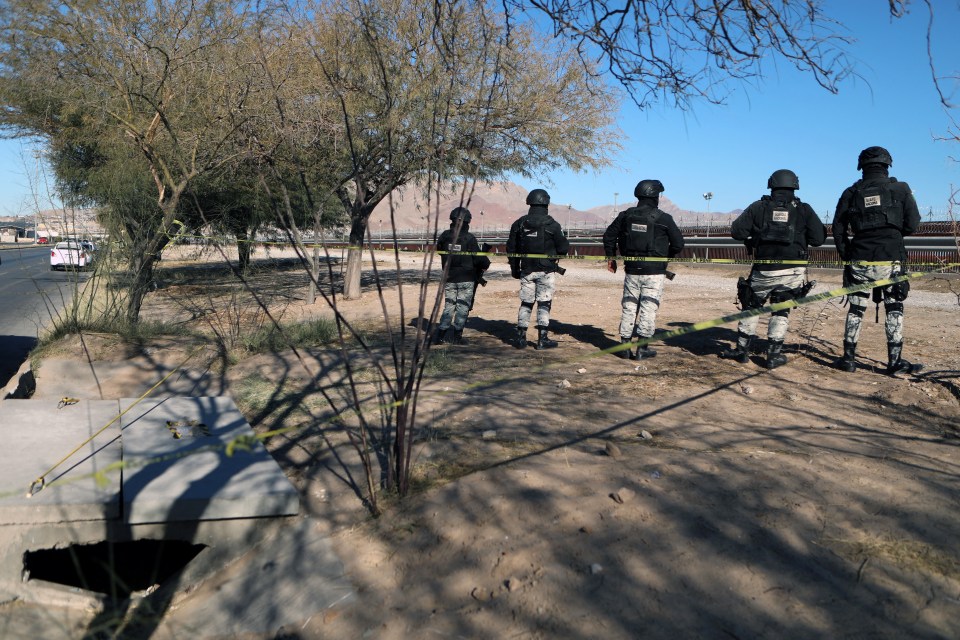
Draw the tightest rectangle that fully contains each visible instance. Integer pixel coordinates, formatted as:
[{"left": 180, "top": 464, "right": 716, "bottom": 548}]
[{"left": 613, "top": 192, "right": 618, "bottom": 220}]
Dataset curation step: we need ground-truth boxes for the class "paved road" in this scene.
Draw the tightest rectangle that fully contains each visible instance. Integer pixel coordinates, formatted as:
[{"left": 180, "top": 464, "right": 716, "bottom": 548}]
[{"left": 0, "top": 245, "right": 90, "bottom": 390}]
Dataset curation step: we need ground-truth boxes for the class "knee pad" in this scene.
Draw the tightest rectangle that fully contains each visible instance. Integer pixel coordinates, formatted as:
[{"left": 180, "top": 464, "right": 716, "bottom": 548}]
[
  {"left": 772, "top": 308, "right": 791, "bottom": 318},
  {"left": 638, "top": 295, "right": 661, "bottom": 308},
  {"left": 520, "top": 301, "right": 534, "bottom": 310},
  {"left": 538, "top": 300, "right": 552, "bottom": 313},
  {"left": 885, "top": 301, "right": 904, "bottom": 314},
  {"left": 848, "top": 305, "right": 865, "bottom": 318}
]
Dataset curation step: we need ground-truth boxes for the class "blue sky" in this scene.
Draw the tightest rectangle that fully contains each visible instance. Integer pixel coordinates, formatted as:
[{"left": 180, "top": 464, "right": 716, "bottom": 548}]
[
  {"left": 515, "top": 2, "right": 960, "bottom": 220},
  {"left": 2, "top": 3, "right": 958, "bottom": 221}
]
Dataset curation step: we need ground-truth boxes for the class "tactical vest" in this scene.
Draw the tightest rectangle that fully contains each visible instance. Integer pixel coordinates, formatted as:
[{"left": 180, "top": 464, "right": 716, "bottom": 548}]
[
  {"left": 849, "top": 178, "right": 904, "bottom": 233},
  {"left": 757, "top": 196, "right": 799, "bottom": 245},
  {"left": 618, "top": 206, "right": 665, "bottom": 255},
  {"left": 519, "top": 216, "right": 553, "bottom": 256}
]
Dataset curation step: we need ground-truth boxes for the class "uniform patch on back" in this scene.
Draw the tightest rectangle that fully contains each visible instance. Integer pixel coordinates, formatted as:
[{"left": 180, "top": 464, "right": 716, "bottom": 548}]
[
  {"left": 863, "top": 194, "right": 882, "bottom": 208},
  {"left": 631, "top": 223, "right": 648, "bottom": 233},
  {"left": 449, "top": 243, "right": 461, "bottom": 252},
  {"left": 772, "top": 210, "right": 789, "bottom": 222},
  {"left": 525, "top": 231, "right": 537, "bottom": 237}
]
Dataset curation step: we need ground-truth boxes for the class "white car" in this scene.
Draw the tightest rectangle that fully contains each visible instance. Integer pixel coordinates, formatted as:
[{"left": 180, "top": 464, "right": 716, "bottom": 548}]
[{"left": 50, "top": 241, "right": 90, "bottom": 270}]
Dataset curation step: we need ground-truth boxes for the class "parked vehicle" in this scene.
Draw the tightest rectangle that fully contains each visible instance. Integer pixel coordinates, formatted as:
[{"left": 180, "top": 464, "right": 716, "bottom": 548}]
[
  {"left": 50, "top": 241, "right": 90, "bottom": 270},
  {"left": 36, "top": 236, "right": 49, "bottom": 245}
]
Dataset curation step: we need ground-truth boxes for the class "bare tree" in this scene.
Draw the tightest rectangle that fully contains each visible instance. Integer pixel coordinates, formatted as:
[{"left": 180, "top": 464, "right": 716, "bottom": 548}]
[{"left": 507, "top": 0, "right": 860, "bottom": 108}]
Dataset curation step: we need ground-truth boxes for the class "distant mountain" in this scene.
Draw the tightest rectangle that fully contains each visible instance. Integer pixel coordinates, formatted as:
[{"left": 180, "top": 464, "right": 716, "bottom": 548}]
[{"left": 371, "top": 181, "right": 740, "bottom": 233}]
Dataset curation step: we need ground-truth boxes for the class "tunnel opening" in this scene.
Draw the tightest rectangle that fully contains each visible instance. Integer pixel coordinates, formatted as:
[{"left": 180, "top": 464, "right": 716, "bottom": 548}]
[{"left": 23, "top": 539, "right": 206, "bottom": 601}]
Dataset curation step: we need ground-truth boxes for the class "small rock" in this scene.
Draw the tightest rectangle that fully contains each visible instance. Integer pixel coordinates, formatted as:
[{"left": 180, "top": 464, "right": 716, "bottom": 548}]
[
  {"left": 649, "top": 470, "right": 661, "bottom": 480},
  {"left": 506, "top": 577, "right": 521, "bottom": 592},
  {"left": 482, "top": 430, "right": 497, "bottom": 440},
  {"left": 576, "top": 367, "right": 587, "bottom": 374},
  {"left": 579, "top": 526, "right": 591, "bottom": 534},
  {"left": 557, "top": 379, "right": 571, "bottom": 389},
  {"left": 639, "top": 430, "right": 653, "bottom": 440},
  {"left": 471, "top": 587, "right": 491, "bottom": 602},
  {"left": 590, "top": 563, "right": 603, "bottom": 575},
  {"left": 741, "top": 385, "right": 755, "bottom": 395},
  {"left": 604, "top": 441, "right": 622, "bottom": 458},
  {"left": 610, "top": 487, "right": 634, "bottom": 504}
]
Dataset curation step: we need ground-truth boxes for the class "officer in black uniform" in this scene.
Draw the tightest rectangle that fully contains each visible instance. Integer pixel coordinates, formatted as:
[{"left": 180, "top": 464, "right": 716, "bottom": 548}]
[
  {"left": 833, "top": 146, "right": 922, "bottom": 375},
  {"left": 434, "top": 207, "right": 491, "bottom": 344},
  {"left": 506, "top": 189, "right": 569, "bottom": 350},
  {"left": 719, "top": 169, "right": 825, "bottom": 368},
  {"left": 602, "top": 179, "right": 684, "bottom": 359}
]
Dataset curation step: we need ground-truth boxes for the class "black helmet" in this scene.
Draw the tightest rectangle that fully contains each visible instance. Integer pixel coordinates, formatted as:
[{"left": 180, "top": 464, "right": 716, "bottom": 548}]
[
  {"left": 767, "top": 169, "right": 799, "bottom": 190},
  {"left": 450, "top": 206, "right": 471, "bottom": 223},
  {"left": 857, "top": 146, "right": 893, "bottom": 170},
  {"left": 525, "top": 188, "right": 550, "bottom": 206},
  {"left": 634, "top": 179, "right": 665, "bottom": 199}
]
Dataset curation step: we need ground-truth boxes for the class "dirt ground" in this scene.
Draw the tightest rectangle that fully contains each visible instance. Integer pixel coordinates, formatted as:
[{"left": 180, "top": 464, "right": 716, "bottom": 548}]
[{"left": 10, "top": 249, "right": 960, "bottom": 638}]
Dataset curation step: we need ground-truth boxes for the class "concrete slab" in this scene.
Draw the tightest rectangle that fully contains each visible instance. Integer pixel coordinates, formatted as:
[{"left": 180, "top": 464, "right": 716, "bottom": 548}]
[
  {"left": 120, "top": 397, "right": 300, "bottom": 524},
  {"left": 0, "top": 400, "right": 121, "bottom": 524},
  {"left": 155, "top": 518, "right": 354, "bottom": 638}
]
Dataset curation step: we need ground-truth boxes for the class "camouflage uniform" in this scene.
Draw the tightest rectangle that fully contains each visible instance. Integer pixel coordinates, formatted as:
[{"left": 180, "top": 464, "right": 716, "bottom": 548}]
[
  {"left": 439, "top": 281, "right": 477, "bottom": 333},
  {"left": 735, "top": 267, "right": 807, "bottom": 342},
  {"left": 842, "top": 263, "right": 904, "bottom": 345},
  {"left": 618, "top": 273, "right": 665, "bottom": 340},
  {"left": 518, "top": 272, "right": 556, "bottom": 329}
]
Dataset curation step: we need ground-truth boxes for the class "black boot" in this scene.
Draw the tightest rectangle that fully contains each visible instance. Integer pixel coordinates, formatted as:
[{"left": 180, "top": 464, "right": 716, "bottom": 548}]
[
  {"left": 513, "top": 326, "right": 527, "bottom": 349},
  {"left": 452, "top": 329, "right": 466, "bottom": 345},
  {"left": 616, "top": 338, "right": 633, "bottom": 359},
  {"left": 836, "top": 340, "right": 857, "bottom": 372},
  {"left": 535, "top": 327, "right": 558, "bottom": 350},
  {"left": 765, "top": 339, "right": 787, "bottom": 370},
  {"left": 434, "top": 327, "right": 450, "bottom": 345},
  {"left": 886, "top": 341, "right": 923, "bottom": 375},
  {"left": 633, "top": 339, "right": 657, "bottom": 360},
  {"left": 719, "top": 332, "right": 753, "bottom": 364}
]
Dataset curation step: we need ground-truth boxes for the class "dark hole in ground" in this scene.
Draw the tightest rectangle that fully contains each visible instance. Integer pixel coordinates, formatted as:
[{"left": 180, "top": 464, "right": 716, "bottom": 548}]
[{"left": 23, "top": 539, "right": 206, "bottom": 600}]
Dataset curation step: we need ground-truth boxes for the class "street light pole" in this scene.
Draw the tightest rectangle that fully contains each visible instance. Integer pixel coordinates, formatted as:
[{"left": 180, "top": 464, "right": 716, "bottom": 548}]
[
  {"left": 702, "top": 192, "right": 713, "bottom": 236},
  {"left": 566, "top": 204, "right": 572, "bottom": 233},
  {"left": 613, "top": 192, "right": 619, "bottom": 221}
]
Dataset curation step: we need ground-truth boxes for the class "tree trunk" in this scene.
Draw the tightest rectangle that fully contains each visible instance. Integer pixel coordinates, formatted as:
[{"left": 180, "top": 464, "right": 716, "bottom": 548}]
[
  {"left": 125, "top": 253, "right": 158, "bottom": 325},
  {"left": 343, "top": 247, "right": 363, "bottom": 299},
  {"left": 343, "top": 214, "right": 368, "bottom": 299},
  {"left": 237, "top": 230, "right": 252, "bottom": 273}
]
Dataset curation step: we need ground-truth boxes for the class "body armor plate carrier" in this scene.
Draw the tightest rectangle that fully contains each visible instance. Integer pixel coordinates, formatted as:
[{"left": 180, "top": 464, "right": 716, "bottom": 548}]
[
  {"left": 618, "top": 207, "right": 666, "bottom": 255},
  {"left": 758, "top": 196, "right": 799, "bottom": 245},
  {"left": 849, "top": 178, "right": 903, "bottom": 233}
]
